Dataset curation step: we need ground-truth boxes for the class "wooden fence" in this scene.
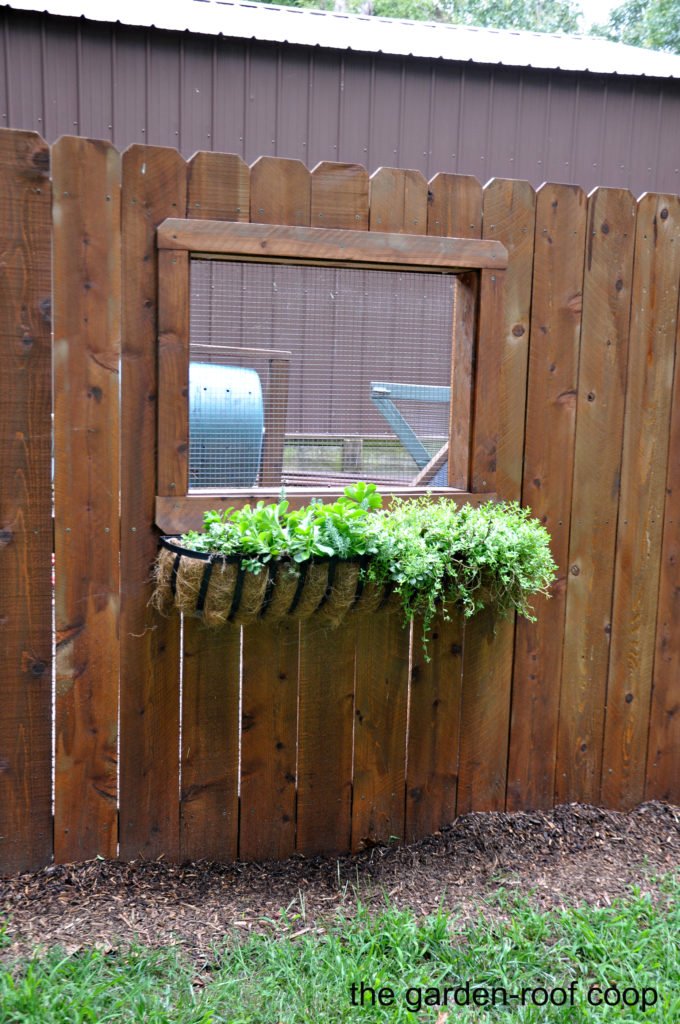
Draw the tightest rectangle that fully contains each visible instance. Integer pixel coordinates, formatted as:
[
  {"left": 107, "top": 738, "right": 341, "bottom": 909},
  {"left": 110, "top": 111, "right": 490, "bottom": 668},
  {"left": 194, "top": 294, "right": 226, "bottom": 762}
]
[{"left": 1, "top": 127, "right": 680, "bottom": 874}]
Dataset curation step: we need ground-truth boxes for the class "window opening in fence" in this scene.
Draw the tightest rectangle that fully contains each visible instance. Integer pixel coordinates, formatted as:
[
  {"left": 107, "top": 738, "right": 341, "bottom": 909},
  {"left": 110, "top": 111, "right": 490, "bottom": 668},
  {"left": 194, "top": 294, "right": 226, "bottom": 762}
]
[
  {"left": 188, "top": 259, "right": 457, "bottom": 491},
  {"left": 155, "top": 219, "right": 507, "bottom": 530}
]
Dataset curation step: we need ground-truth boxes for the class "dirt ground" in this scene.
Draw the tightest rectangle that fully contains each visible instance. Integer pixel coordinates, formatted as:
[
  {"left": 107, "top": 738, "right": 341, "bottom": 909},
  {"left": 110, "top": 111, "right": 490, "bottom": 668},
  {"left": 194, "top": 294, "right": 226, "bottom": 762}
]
[{"left": 1, "top": 801, "right": 678, "bottom": 962}]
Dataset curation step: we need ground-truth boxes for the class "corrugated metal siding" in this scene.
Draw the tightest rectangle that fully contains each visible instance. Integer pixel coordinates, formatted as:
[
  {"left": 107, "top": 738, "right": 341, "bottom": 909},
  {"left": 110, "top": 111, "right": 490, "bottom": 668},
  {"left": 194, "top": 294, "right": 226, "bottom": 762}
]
[{"left": 3, "top": 7, "right": 680, "bottom": 194}]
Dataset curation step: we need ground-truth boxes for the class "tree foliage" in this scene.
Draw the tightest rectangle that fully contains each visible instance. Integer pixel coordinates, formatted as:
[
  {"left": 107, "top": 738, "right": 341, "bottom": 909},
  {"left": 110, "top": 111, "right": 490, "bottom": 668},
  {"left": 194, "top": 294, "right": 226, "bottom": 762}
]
[
  {"left": 258, "top": 0, "right": 583, "bottom": 33},
  {"left": 590, "top": 0, "right": 680, "bottom": 54}
]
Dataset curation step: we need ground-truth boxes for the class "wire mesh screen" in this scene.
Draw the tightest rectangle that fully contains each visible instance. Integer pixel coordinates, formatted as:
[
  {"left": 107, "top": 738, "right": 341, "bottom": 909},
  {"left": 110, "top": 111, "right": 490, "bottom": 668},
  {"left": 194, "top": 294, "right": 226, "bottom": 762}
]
[{"left": 188, "top": 259, "right": 457, "bottom": 490}]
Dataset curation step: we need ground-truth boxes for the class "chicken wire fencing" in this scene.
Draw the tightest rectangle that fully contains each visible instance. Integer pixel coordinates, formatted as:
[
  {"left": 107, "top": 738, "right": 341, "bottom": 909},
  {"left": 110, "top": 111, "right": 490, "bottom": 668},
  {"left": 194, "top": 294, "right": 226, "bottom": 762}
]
[{"left": 188, "top": 258, "right": 458, "bottom": 491}]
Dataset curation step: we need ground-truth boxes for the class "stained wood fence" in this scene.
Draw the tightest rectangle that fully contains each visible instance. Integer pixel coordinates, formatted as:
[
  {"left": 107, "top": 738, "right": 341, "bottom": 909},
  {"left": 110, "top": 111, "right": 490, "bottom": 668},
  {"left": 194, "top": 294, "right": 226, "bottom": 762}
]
[{"left": 2, "top": 127, "right": 680, "bottom": 874}]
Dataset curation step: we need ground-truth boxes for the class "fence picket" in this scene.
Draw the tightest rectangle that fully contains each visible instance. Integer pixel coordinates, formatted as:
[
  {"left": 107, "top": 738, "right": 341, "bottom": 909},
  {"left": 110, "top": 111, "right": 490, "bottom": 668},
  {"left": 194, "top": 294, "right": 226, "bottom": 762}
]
[
  {"left": 508, "top": 183, "right": 587, "bottom": 809},
  {"left": 647, "top": 330, "right": 680, "bottom": 803},
  {"left": 295, "top": 161, "right": 370, "bottom": 858},
  {"left": 181, "top": 625, "right": 240, "bottom": 862},
  {"left": 118, "top": 144, "right": 187, "bottom": 861},
  {"left": 240, "top": 622, "right": 298, "bottom": 861},
  {"left": 179, "top": 152, "right": 251, "bottom": 862},
  {"left": 52, "top": 136, "right": 121, "bottom": 861},
  {"left": 406, "top": 612, "right": 463, "bottom": 842},
  {"left": 555, "top": 188, "right": 636, "bottom": 805},
  {"left": 311, "top": 161, "right": 369, "bottom": 229},
  {"left": 352, "top": 611, "right": 410, "bottom": 852},
  {"left": 427, "top": 172, "right": 483, "bottom": 239},
  {"left": 0, "top": 130, "right": 53, "bottom": 874},
  {"left": 369, "top": 167, "right": 428, "bottom": 233},
  {"left": 239, "top": 156, "right": 311, "bottom": 859},
  {"left": 602, "top": 194, "right": 680, "bottom": 809}
]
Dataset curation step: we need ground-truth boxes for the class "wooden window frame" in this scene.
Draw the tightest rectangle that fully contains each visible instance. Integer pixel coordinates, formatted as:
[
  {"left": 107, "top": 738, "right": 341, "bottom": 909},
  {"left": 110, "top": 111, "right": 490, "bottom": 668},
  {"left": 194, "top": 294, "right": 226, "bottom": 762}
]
[{"left": 154, "top": 218, "right": 507, "bottom": 533}]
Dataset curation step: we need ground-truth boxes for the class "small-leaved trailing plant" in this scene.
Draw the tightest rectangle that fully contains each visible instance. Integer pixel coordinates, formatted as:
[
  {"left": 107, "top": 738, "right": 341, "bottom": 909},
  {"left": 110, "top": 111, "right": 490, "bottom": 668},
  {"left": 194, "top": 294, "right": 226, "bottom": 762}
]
[
  {"left": 365, "top": 496, "right": 557, "bottom": 647},
  {"left": 180, "top": 484, "right": 557, "bottom": 646}
]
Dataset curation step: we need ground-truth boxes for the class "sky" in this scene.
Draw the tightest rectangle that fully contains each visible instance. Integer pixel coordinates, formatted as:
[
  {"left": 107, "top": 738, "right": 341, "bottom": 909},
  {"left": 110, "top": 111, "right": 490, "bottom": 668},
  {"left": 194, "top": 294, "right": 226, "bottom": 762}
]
[{"left": 579, "top": 0, "right": 617, "bottom": 29}]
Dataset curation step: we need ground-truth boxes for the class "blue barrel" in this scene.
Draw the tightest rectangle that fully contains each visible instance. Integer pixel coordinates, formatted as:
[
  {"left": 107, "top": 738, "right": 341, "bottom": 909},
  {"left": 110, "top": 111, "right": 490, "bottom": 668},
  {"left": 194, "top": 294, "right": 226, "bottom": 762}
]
[{"left": 189, "top": 363, "right": 264, "bottom": 487}]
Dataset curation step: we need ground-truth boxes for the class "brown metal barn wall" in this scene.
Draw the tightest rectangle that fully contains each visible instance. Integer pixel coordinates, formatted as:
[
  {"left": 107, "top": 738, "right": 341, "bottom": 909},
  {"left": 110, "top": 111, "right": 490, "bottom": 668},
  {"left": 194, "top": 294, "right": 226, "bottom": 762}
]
[{"left": 2, "top": 7, "right": 680, "bottom": 194}]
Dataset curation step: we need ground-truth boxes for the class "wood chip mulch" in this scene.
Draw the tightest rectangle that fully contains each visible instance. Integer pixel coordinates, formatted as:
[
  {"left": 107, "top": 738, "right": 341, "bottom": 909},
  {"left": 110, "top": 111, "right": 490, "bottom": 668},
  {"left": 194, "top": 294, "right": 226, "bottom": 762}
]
[{"left": 1, "top": 801, "right": 678, "bottom": 962}]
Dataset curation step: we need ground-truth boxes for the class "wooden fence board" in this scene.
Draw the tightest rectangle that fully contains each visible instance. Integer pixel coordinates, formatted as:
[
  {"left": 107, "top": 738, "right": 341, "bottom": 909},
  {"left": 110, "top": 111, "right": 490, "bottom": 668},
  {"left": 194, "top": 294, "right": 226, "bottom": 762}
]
[
  {"left": 296, "top": 619, "right": 356, "bottom": 856},
  {"left": 447, "top": 273, "right": 478, "bottom": 490},
  {"left": 157, "top": 249, "right": 189, "bottom": 497},
  {"left": 482, "top": 178, "right": 536, "bottom": 503},
  {"left": 556, "top": 188, "right": 636, "bottom": 805},
  {"left": 508, "top": 183, "right": 587, "bottom": 810},
  {"left": 352, "top": 611, "right": 410, "bottom": 852},
  {"left": 119, "top": 145, "right": 187, "bottom": 861},
  {"left": 456, "top": 608, "right": 515, "bottom": 813},
  {"left": 52, "top": 136, "right": 121, "bottom": 862},
  {"left": 481, "top": 179, "right": 536, "bottom": 813},
  {"left": 179, "top": 151, "right": 253, "bottom": 863},
  {"left": 602, "top": 194, "right": 680, "bottom": 809},
  {"left": 406, "top": 611, "right": 463, "bottom": 843},
  {"left": 0, "top": 130, "right": 52, "bottom": 874},
  {"left": 240, "top": 621, "right": 298, "bottom": 862},
  {"left": 470, "top": 268, "right": 503, "bottom": 494},
  {"left": 241, "top": 155, "right": 312, "bottom": 858},
  {"left": 647, "top": 306, "right": 680, "bottom": 802},
  {"left": 427, "top": 172, "right": 483, "bottom": 240},
  {"left": 369, "top": 168, "right": 428, "bottom": 234},
  {"left": 180, "top": 621, "right": 240, "bottom": 862},
  {"left": 311, "top": 162, "right": 369, "bottom": 230},
  {"left": 188, "top": 152, "right": 249, "bottom": 222},
  {"left": 250, "top": 156, "right": 310, "bottom": 225},
  {"left": 296, "top": 161, "right": 370, "bottom": 858}
]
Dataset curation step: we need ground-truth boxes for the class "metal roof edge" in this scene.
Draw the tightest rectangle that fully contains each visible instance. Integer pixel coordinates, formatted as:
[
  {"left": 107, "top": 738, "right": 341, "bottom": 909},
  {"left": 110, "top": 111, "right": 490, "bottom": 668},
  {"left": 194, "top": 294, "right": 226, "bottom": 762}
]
[{"left": 4, "top": 0, "right": 680, "bottom": 80}]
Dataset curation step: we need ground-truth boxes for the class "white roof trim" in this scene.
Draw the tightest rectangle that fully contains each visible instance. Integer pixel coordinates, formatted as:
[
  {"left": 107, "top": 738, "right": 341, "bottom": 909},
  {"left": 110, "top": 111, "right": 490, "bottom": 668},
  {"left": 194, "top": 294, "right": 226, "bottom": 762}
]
[{"left": 4, "top": 0, "right": 680, "bottom": 79}]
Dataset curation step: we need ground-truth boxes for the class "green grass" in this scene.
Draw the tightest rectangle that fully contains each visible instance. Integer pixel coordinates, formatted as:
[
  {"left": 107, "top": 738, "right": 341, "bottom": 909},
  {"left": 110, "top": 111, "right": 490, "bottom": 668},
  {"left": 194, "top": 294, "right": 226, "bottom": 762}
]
[{"left": 1, "top": 873, "right": 679, "bottom": 1023}]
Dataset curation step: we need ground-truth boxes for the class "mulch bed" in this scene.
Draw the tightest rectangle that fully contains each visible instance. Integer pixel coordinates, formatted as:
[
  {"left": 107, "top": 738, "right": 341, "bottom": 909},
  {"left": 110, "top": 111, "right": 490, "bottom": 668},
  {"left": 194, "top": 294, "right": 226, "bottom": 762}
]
[{"left": 1, "top": 801, "right": 679, "bottom": 962}]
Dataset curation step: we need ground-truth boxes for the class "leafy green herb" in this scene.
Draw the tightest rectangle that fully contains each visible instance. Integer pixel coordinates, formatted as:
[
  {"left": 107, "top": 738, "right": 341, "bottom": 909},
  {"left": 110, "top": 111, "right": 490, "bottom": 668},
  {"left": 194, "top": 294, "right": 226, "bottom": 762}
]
[{"left": 179, "top": 485, "right": 557, "bottom": 652}]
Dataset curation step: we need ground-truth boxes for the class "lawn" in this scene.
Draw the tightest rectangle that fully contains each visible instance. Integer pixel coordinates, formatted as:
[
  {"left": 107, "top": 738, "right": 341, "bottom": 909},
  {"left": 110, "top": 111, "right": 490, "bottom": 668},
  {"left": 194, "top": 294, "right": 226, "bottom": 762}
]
[{"left": 1, "top": 871, "right": 677, "bottom": 1023}]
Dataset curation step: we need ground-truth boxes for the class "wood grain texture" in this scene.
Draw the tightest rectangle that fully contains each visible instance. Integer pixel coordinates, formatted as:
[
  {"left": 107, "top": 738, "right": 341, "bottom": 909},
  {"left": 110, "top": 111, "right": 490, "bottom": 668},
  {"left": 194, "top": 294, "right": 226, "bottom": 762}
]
[
  {"left": 555, "top": 189, "right": 636, "bottom": 806},
  {"left": 52, "top": 136, "right": 121, "bottom": 862},
  {"left": 427, "top": 173, "right": 483, "bottom": 240},
  {"left": 240, "top": 621, "right": 299, "bottom": 861},
  {"left": 157, "top": 249, "right": 189, "bottom": 496},
  {"left": 180, "top": 620, "right": 240, "bottom": 862},
  {"left": 369, "top": 167, "right": 428, "bottom": 234},
  {"left": 119, "top": 145, "right": 186, "bottom": 861},
  {"left": 601, "top": 194, "right": 680, "bottom": 809},
  {"left": 507, "top": 183, "right": 587, "bottom": 810},
  {"left": 426, "top": 174, "right": 481, "bottom": 492},
  {"left": 244, "top": 152, "right": 311, "bottom": 858},
  {"left": 482, "top": 180, "right": 536, "bottom": 814},
  {"left": 0, "top": 130, "right": 52, "bottom": 874},
  {"left": 311, "top": 162, "right": 369, "bottom": 229},
  {"left": 187, "top": 152, "right": 249, "bottom": 222},
  {"left": 470, "top": 268, "right": 504, "bottom": 493},
  {"left": 295, "top": 158, "right": 368, "bottom": 859},
  {"left": 406, "top": 611, "right": 464, "bottom": 843},
  {"left": 482, "top": 178, "right": 536, "bottom": 503},
  {"left": 447, "top": 274, "right": 478, "bottom": 489},
  {"left": 352, "top": 611, "right": 410, "bottom": 852},
  {"left": 179, "top": 147, "right": 254, "bottom": 864},
  {"left": 250, "top": 156, "right": 310, "bottom": 226},
  {"left": 647, "top": 300, "right": 680, "bottom": 803},
  {"left": 456, "top": 608, "right": 515, "bottom": 813},
  {"left": 296, "top": 619, "right": 355, "bottom": 856},
  {"left": 157, "top": 218, "right": 507, "bottom": 270}
]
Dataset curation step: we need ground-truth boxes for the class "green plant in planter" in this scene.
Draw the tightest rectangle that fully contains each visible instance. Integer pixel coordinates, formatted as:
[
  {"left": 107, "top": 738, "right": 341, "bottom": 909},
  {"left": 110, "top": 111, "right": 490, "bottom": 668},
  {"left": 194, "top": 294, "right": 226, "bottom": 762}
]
[
  {"left": 175, "top": 485, "right": 556, "bottom": 644},
  {"left": 367, "top": 496, "right": 557, "bottom": 646},
  {"left": 181, "top": 482, "right": 384, "bottom": 570}
]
